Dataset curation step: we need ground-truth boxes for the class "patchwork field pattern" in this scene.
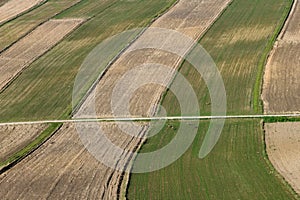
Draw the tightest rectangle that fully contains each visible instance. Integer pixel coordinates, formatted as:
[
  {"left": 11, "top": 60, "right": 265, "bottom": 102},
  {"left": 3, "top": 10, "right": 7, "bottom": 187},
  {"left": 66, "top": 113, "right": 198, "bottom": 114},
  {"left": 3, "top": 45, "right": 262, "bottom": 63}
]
[
  {"left": 0, "top": 0, "right": 81, "bottom": 52},
  {"left": 265, "top": 122, "right": 300, "bottom": 194},
  {"left": 78, "top": 0, "right": 231, "bottom": 119},
  {"left": 262, "top": 1, "right": 300, "bottom": 196},
  {"left": 128, "top": 0, "right": 298, "bottom": 199},
  {"left": 262, "top": 0, "right": 300, "bottom": 113},
  {"left": 0, "top": 0, "right": 298, "bottom": 199},
  {"left": 0, "top": 0, "right": 232, "bottom": 199},
  {"left": 0, "top": 0, "right": 45, "bottom": 24},
  {"left": 0, "top": 18, "right": 84, "bottom": 90}
]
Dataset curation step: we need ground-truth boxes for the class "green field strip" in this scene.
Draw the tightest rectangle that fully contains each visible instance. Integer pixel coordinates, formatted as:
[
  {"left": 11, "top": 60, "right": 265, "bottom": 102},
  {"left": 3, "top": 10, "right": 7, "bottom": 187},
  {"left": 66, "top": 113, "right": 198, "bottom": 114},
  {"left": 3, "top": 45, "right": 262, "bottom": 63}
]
[
  {"left": 127, "top": 0, "right": 297, "bottom": 199},
  {"left": 127, "top": 119, "right": 297, "bottom": 199},
  {"left": 0, "top": 123, "right": 62, "bottom": 174},
  {"left": 253, "top": 0, "right": 295, "bottom": 113},
  {"left": 0, "top": 0, "right": 177, "bottom": 122},
  {"left": 162, "top": 0, "right": 294, "bottom": 117}
]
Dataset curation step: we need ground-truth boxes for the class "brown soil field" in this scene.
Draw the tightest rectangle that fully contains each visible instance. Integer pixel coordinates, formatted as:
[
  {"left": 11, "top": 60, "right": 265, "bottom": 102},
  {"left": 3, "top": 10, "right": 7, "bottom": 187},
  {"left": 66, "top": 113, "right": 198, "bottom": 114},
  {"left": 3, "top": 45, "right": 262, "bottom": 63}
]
[
  {"left": 0, "top": 0, "right": 45, "bottom": 24},
  {"left": 0, "top": 123, "right": 144, "bottom": 199},
  {"left": 265, "top": 122, "right": 300, "bottom": 194},
  {"left": 0, "top": 124, "right": 47, "bottom": 163},
  {"left": 262, "top": 0, "right": 300, "bottom": 113},
  {"left": 0, "top": 18, "right": 84, "bottom": 90}
]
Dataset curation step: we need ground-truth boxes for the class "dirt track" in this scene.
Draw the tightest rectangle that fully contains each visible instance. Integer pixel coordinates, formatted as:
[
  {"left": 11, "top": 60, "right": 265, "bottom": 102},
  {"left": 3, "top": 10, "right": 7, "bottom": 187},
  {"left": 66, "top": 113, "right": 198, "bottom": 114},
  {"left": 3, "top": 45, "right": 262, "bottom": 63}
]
[
  {"left": 0, "top": 0, "right": 45, "bottom": 24},
  {"left": 262, "top": 0, "right": 300, "bottom": 114},
  {"left": 0, "top": 124, "right": 47, "bottom": 163},
  {"left": 265, "top": 122, "right": 300, "bottom": 194},
  {"left": 0, "top": 18, "right": 84, "bottom": 90},
  {"left": 0, "top": 0, "right": 231, "bottom": 199}
]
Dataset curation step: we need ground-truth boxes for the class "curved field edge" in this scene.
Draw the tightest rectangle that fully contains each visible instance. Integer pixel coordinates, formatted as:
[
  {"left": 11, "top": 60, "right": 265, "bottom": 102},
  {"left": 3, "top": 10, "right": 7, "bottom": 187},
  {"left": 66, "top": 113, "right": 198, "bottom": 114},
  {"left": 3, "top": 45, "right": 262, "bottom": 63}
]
[
  {"left": 127, "top": 0, "right": 297, "bottom": 199},
  {"left": 262, "top": 122, "right": 300, "bottom": 198},
  {"left": 127, "top": 120, "right": 297, "bottom": 199},
  {"left": 0, "top": 123, "right": 62, "bottom": 174},
  {"left": 0, "top": 0, "right": 177, "bottom": 122},
  {"left": 253, "top": 0, "right": 294, "bottom": 113},
  {"left": 159, "top": 0, "right": 294, "bottom": 117}
]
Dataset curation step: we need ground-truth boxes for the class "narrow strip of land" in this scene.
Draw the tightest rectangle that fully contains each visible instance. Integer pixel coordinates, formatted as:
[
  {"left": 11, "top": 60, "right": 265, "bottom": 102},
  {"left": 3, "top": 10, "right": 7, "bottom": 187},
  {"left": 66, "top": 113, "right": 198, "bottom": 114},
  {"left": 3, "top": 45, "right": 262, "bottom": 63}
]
[
  {"left": 0, "top": 18, "right": 84, "bottom": 90},
  {"left": 1, "top": 113, "right": 300, "bottom": 126}
]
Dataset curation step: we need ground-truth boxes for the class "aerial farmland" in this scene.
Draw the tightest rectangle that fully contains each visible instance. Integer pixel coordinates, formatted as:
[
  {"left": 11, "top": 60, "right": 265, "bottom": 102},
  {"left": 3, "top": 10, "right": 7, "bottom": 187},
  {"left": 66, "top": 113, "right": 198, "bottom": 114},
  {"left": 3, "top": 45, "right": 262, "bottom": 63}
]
[{"left": 0, "top": 0, "right": 299, "bottom": 199}]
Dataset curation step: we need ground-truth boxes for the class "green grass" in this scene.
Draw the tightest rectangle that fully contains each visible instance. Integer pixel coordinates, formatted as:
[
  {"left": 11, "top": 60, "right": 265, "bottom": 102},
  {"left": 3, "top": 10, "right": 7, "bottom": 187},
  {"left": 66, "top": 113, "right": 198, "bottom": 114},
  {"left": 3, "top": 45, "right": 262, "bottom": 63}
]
[
  {"left": 127, "top": 0, "right": 297, "bottom": 199},
  {"left": 0, "top": 0, "right": 177, "bottom": 122},
  {"left": 252, "top": 0, "right": 294, "bottom": 112},
  {"left": 162, "top": 0, "right": 293, "bottom": 117},
  {"left": 0, "top": 123, "right": 62, "bottom": 170},
  {"left": 127, "top": 120, "right": 297, "bottom": 199},
  {"left": 263, "top": 116, "right": 300, "bottom": 123}
]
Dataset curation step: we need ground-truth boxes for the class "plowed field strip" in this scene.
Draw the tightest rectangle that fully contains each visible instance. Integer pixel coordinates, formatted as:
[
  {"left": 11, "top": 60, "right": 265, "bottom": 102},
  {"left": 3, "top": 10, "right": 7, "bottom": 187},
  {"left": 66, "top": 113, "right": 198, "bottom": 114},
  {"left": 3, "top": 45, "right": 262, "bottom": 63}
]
[
  {"left": 265, "top": 122, "right": 300, "bottom": 194},
  {"left": 0, "top": 0, "right": 45, "bottom": 24},
  {"left": 0, "top": 124, "right": 48, "bottom": 163},
  {"left": 0, "top": 18, "right": 84, "bottom": 91},
  {"left": 0, "top": 0, "right": 81, "bottom": 52}
]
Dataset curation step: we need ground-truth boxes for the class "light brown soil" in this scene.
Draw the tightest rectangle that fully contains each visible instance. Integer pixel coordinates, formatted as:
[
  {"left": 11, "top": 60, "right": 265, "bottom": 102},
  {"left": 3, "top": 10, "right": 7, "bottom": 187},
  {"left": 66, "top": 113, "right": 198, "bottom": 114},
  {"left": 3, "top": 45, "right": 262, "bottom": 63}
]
[
  {"left": 262, "top": 0, "right": 300, "bottom": 113},
  {"left": 0, "top": 124, "right": 47, "bottom": 163},
  {"left": 0, "top": 0, "right": 45, "bottom": 24},
  {"left": 0, "top": 123, "right": 144, "bottom": 199},
  {"left": 0, "top": 18, "right": 84, "bottom": 90},
  {"left": 265, "top": 122, "right": 300, "bottom": 194}
]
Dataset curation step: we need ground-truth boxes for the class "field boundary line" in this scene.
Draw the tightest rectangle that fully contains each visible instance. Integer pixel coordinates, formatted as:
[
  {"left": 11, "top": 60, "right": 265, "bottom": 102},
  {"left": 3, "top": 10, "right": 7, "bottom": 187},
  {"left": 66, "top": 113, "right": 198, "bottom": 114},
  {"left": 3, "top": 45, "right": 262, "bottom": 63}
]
[
  {"left": 278, "top": 0, "right": 297, "bottom": 40},
  {"left": 1, "top": 114, "right": 300, "bottom": 126}
]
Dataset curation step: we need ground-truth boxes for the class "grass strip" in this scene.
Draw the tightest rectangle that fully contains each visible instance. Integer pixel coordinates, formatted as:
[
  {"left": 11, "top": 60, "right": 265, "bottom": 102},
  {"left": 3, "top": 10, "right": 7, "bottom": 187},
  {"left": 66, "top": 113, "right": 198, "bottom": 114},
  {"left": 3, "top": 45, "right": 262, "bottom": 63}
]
[{"left": 252, "top": 0, "right": 294, "bottom": 113}]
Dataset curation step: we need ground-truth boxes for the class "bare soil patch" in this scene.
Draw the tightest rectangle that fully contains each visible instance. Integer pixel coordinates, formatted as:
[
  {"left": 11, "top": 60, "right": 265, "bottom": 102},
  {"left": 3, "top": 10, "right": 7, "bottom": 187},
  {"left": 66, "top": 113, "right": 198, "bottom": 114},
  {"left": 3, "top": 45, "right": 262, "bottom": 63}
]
[
  {"left": 0, "top": 124, "right": 47, "bottom": 163},
  {"left": 0, "top": 18, "right": 84, "bottom": 90},
  {"left": 265, "top": 122, "right": 300, "bottom": 194},
  {"left": 262, "top": 0, "right": 300, "bottom": 113},
  {"left": 0, "top": 123, "right": 143, "bottom": 199},
  {"left": 0, "top": 0, "right": 45, "bottom": 24}
]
